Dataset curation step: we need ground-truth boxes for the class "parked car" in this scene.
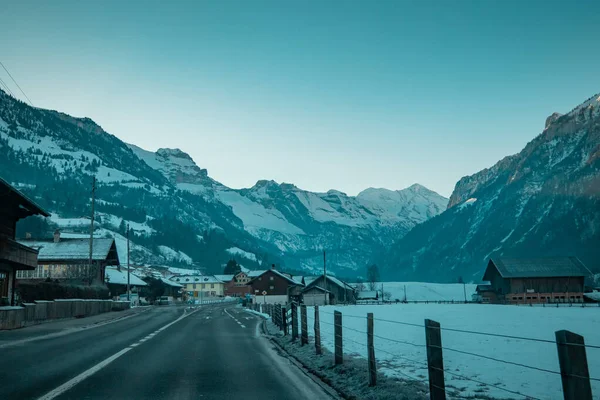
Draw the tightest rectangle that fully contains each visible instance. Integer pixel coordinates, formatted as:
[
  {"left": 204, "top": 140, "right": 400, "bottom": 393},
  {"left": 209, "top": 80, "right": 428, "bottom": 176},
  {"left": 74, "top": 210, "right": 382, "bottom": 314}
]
[{"left": 157, "top": 296, "right": 170, "bottom": 305}]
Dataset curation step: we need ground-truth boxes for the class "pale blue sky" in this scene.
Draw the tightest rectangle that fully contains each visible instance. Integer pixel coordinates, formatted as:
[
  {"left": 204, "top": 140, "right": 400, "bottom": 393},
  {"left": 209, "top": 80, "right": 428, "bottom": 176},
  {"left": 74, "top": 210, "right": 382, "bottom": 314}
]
[{"left": 1, "top": 0, "right": 598, "bottom": 197}]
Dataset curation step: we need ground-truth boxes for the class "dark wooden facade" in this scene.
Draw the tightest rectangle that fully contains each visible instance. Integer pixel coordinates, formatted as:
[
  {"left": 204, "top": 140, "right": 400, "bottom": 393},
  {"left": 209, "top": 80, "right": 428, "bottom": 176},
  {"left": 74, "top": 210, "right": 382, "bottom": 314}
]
[
  {"left": 248, "top": 269, "right": 299, "bottom": 301},
  {"left": 223, "top": 272, "right": 253, "bottom": 297},
  {"left": 482, "top": 258, "right": 587, "bottom": 304},
  {"left": 0, "top": 178, "right": 49, "bottom": 305}
]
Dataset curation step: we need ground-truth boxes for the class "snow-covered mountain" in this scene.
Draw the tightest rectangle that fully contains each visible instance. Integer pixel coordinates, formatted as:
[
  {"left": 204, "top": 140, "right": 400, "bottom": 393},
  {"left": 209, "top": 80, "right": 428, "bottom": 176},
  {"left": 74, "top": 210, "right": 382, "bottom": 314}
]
[
  {"left": 383, "top": 93, "right": 600, "bottom": 282},
  {"left": 128, "top": 143, "right": 448, "bottom": 274},
  {"left": 0, "top": 88, "right": 447, "bottom": 276}
]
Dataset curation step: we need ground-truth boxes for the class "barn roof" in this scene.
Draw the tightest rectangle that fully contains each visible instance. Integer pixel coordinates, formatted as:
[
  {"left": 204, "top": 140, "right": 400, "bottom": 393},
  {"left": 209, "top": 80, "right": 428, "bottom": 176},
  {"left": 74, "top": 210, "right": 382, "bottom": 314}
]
[
  {"left": 247, "top": 269, "right": 300, "bottom": 285},
  {"left": 19, "top": 238, "right": 118, "bottom": 262},
  {"left": 303, "top": 285, "right": 331, "bottom": 294},
  {"left": 304, "top": 275, "right": 354, "bottom": 291},
  {"left": 484, "top": 257, "right": 590, "bottom": 279},
  {"left": 105, "top": 267, "right": 147, "bottom": 286}
]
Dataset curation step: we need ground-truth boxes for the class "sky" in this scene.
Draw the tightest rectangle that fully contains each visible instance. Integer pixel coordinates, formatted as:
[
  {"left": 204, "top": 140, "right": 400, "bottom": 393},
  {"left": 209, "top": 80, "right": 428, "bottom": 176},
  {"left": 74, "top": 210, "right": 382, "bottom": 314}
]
[{"left": 1, "top": 0, "right": 598, "bottom": 197}]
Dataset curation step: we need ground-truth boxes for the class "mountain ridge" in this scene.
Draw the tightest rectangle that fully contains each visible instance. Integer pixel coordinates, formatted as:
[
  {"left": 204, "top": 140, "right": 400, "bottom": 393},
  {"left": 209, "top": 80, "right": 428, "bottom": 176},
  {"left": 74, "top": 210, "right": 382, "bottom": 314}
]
[
  {"left": 383, "top": 92, "right": 600, "bottom": 282},
  {"left": 0, "top": 88, "right": 447, "bottom": 276}
]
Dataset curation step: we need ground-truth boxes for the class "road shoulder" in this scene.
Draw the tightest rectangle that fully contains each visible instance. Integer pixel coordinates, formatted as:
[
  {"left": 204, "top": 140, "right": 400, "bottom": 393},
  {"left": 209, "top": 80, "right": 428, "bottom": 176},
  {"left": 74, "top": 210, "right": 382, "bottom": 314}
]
[{"left": 0, "top": 306, "right": 152, "bottom": 348}]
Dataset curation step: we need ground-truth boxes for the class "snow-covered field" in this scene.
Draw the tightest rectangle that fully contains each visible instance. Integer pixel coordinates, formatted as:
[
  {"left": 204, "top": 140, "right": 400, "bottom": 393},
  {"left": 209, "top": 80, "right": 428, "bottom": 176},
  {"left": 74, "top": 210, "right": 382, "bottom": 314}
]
[
  {"left": 368, "top": 281, "right": 478, "bottom": 302},
  {"left": 308, "top": 304, "right": 600, "bottom": 399}
]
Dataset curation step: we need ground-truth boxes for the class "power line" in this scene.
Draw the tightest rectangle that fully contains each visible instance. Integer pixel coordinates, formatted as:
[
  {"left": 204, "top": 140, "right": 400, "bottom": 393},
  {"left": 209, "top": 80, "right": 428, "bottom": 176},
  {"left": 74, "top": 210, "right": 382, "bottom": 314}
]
[
  {"left": 0, "top": 60, "right": 34, "bottom": 106},
  {"left": 0, "top": 76, "right": 16, "bottom": 97}
]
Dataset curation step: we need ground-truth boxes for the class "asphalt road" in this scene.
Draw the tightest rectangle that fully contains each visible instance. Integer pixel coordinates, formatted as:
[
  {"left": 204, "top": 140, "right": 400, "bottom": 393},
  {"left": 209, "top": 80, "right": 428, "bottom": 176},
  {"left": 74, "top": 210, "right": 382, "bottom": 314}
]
[{"left": 0, "top": 304, "right": 330, "bottom": 400}]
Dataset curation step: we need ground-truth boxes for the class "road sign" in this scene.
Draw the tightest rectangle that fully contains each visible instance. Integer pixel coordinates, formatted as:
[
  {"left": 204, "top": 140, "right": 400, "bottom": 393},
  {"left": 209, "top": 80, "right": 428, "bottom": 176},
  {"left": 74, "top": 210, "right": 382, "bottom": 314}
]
[{"left": 262, "top": 290, "right": 267, "bottom": 295}]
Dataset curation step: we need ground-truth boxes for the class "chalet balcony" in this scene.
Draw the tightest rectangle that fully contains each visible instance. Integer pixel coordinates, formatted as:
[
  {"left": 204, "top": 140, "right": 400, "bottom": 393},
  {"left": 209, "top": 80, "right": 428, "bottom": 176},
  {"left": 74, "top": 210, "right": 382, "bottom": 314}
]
[{"left": 0, "top": 237, "right": 39, "bottom": 270}]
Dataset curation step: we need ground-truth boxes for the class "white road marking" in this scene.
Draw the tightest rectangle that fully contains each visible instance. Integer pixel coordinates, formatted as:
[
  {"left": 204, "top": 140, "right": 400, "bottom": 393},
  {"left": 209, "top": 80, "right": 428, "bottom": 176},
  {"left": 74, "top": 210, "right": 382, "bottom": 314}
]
[
  {"left": 36, "top": 348, "right": 132, "bottom": 400},
  {"left": 36, "top": 308, "right": 199, "bottom": 400},
  {"left": 224, "top": 308, "right": 247, "bottom": 328}
]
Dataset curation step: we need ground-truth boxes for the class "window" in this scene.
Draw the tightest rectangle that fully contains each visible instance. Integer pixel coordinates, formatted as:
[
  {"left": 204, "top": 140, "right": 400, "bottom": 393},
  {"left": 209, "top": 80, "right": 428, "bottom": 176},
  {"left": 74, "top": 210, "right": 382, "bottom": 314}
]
[
  {"left": 193, "top": 284, "right": 196, "bottom": 289},
  {"left": 258, "top": 277, "right": 262, "bottom": 281},
  {"left": 202, "top": 284, "right": 205, "bottom": 289},
  {"left": 270, "top": 286, "right": 274, "bottom": 290},
  {"left": 211, "top": 284, "right": 214, "bottom": 288},
  {"left": 269, "top": 276, "right": 274, "bottom": 281}
]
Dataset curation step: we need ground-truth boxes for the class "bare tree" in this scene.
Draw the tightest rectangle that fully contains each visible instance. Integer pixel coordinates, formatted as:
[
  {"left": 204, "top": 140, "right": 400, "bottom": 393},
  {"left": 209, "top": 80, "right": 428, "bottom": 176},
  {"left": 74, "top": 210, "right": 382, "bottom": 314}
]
[
  {"left": 366, "top": 264, "right": 379, "bottom": 291},
  {"left": 355, "top": 278, "right": 366, "bottom": 291}
]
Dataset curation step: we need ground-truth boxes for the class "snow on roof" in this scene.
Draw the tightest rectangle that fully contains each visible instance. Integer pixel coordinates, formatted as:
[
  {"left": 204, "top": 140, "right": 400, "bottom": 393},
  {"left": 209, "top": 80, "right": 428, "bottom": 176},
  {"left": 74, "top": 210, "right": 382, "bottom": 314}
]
[
  {"left": 167, "top": 266, "right": 202, "bottom": 275},
  {"left": 19, "top": 238, "right": 117, "bottom": 262},
  {"left": 357, "top": 291, "right": 378, "bottom": 299},
  {"left": 105, "top": 267, "right": 147, "bottom": 286},
  {"left": 160, "top": 276, "right": 182, "bottom": 287},
  {"left": 304, "top": 275, "right": 354, "bottom": 290},
  {"left": 171, "top": 275, "right": 223, "bottom": 284},
  {"left": 584, "top": 292, "right": 600, "bottom": 301},
  {"left": 249, "top": 269, "right": 299, "bottom": 285},
  {"left": 247, "top": 270, "right": 266, "bottom": 277},
  {"left": 486, "top": 257, "right": 590, "bottom": 279},
  {"left": 303, "top": 285, "right": 330, "bottom": 293},
  {"left": 291, "top": 276, "right": 304, "bottom": 284},
  {"left": 304, "top": 276, "right": 318, "bottom": 286},
  {"left": 214, "top": 274, "right": 234, "bottom": 282}
]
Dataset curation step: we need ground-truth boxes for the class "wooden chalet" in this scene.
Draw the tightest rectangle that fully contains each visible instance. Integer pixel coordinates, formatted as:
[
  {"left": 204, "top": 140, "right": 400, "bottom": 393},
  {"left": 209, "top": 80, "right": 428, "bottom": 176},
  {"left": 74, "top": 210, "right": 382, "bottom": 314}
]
[
  {"left": 17, "top": 231, "right": 120, "bottom": 284},
  {"left": 248, "top": 267, "right": 300, "bottom": 304},
  {"left": 480, "top": 257, "right": 590, "bottom": 304},
  {"left": 0, "top": 177, "right": 49, "bottom": 305}
]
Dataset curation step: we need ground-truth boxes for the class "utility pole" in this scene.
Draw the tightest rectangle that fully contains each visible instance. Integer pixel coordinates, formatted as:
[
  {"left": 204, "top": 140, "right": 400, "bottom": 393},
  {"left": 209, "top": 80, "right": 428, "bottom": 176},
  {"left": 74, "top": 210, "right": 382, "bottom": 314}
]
[
  {"left": 323, "top": 250, "right": 327, "bottom": 305},
  {"left": 88, "top": 176, "right": 96, "bottom": 285},
  {"left": 127, "top": 223, "right": 130, "bottom": 302},
  {"left": 463, "top": 282, "right": 467, "bottom": 303}
]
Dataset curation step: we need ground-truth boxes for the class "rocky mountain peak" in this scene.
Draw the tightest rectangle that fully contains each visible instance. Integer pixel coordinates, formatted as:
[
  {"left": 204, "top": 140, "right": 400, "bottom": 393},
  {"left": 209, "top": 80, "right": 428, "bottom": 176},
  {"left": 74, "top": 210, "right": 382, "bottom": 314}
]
[
  {"left": 545, "top": 112, "right": 563, "bottom": 129},
  {"left": 156, "top": 148, "right": 194, "bottom": 162}
]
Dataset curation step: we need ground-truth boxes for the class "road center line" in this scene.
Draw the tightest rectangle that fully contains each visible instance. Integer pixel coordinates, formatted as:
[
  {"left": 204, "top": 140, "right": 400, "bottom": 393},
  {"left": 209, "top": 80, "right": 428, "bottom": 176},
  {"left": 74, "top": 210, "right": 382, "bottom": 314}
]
[{"left": 35, "top": 308, "right": 198, "bottom": 400}]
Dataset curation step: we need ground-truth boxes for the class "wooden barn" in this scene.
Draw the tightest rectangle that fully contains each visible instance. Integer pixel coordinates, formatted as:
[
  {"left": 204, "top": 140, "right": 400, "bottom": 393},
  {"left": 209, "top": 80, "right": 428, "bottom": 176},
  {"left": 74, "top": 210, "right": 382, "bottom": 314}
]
[
  {"left": 481, "top": 257, "right": 590, "bottom": 304},
  {"left": 302, "top": 275, "right": 355, "bottom": 305}
]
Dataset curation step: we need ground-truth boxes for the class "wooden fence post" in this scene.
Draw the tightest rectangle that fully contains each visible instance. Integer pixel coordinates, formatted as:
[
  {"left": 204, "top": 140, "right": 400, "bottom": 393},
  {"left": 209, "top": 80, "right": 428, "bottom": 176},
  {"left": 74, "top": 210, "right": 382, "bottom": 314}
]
[
  {"left": 282, "top": 306, "right": 287, "bottom": 335},
  {"left": 367, "top": 313, "right": 376, "bottom": 386},
  {"left": 301, "top": 305, "right": 308, "bottom": 345},
  {"left": 314, "top": 305, "right": 322, "bottom": 355},
  {"left": 291, "top": 303, "right": 298, "bottom": 340},
  {"left": 334, "top": 311, "right": 343, "bottom": 365},
  {"left": 278, "top": 304, "right": 283, "bottom": 330},
  {"left": 425, "top": 319, "right": 446, "bottom": 400},
  {"left": 556, "top": 330, "right": 593, "bottom": 400}
]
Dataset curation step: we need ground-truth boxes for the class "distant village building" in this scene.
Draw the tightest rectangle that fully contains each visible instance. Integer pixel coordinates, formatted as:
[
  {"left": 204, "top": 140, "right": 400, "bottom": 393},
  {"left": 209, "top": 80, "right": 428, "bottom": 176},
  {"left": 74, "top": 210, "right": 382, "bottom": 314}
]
[
  {"left": 171, "top": 275, "right": 224, "bottom": 298},
  {"left": 480, "top": 257, "right": 590, "bottom": 304},
  {"left": 105, "top": 266, "right": 147, "bottom": 298},
  {"left": 216, "top": 271, "right": 257, "bottom": 297},
  {"left": 248, "top": 267, "right": 301, "bottom": 304},
  {"left": 17, "top": 231, "right": 120, "bottom": 284},
  {"left": 0, "top": 177, "right": 49, "bottom": 306}
]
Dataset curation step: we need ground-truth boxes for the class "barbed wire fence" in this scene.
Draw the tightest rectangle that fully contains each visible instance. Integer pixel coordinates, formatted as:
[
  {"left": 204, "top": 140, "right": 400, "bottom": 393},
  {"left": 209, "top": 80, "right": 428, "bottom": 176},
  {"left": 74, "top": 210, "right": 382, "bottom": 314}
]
[{"left": 248, "top": 302, "right": 598, "bottom": 400}]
